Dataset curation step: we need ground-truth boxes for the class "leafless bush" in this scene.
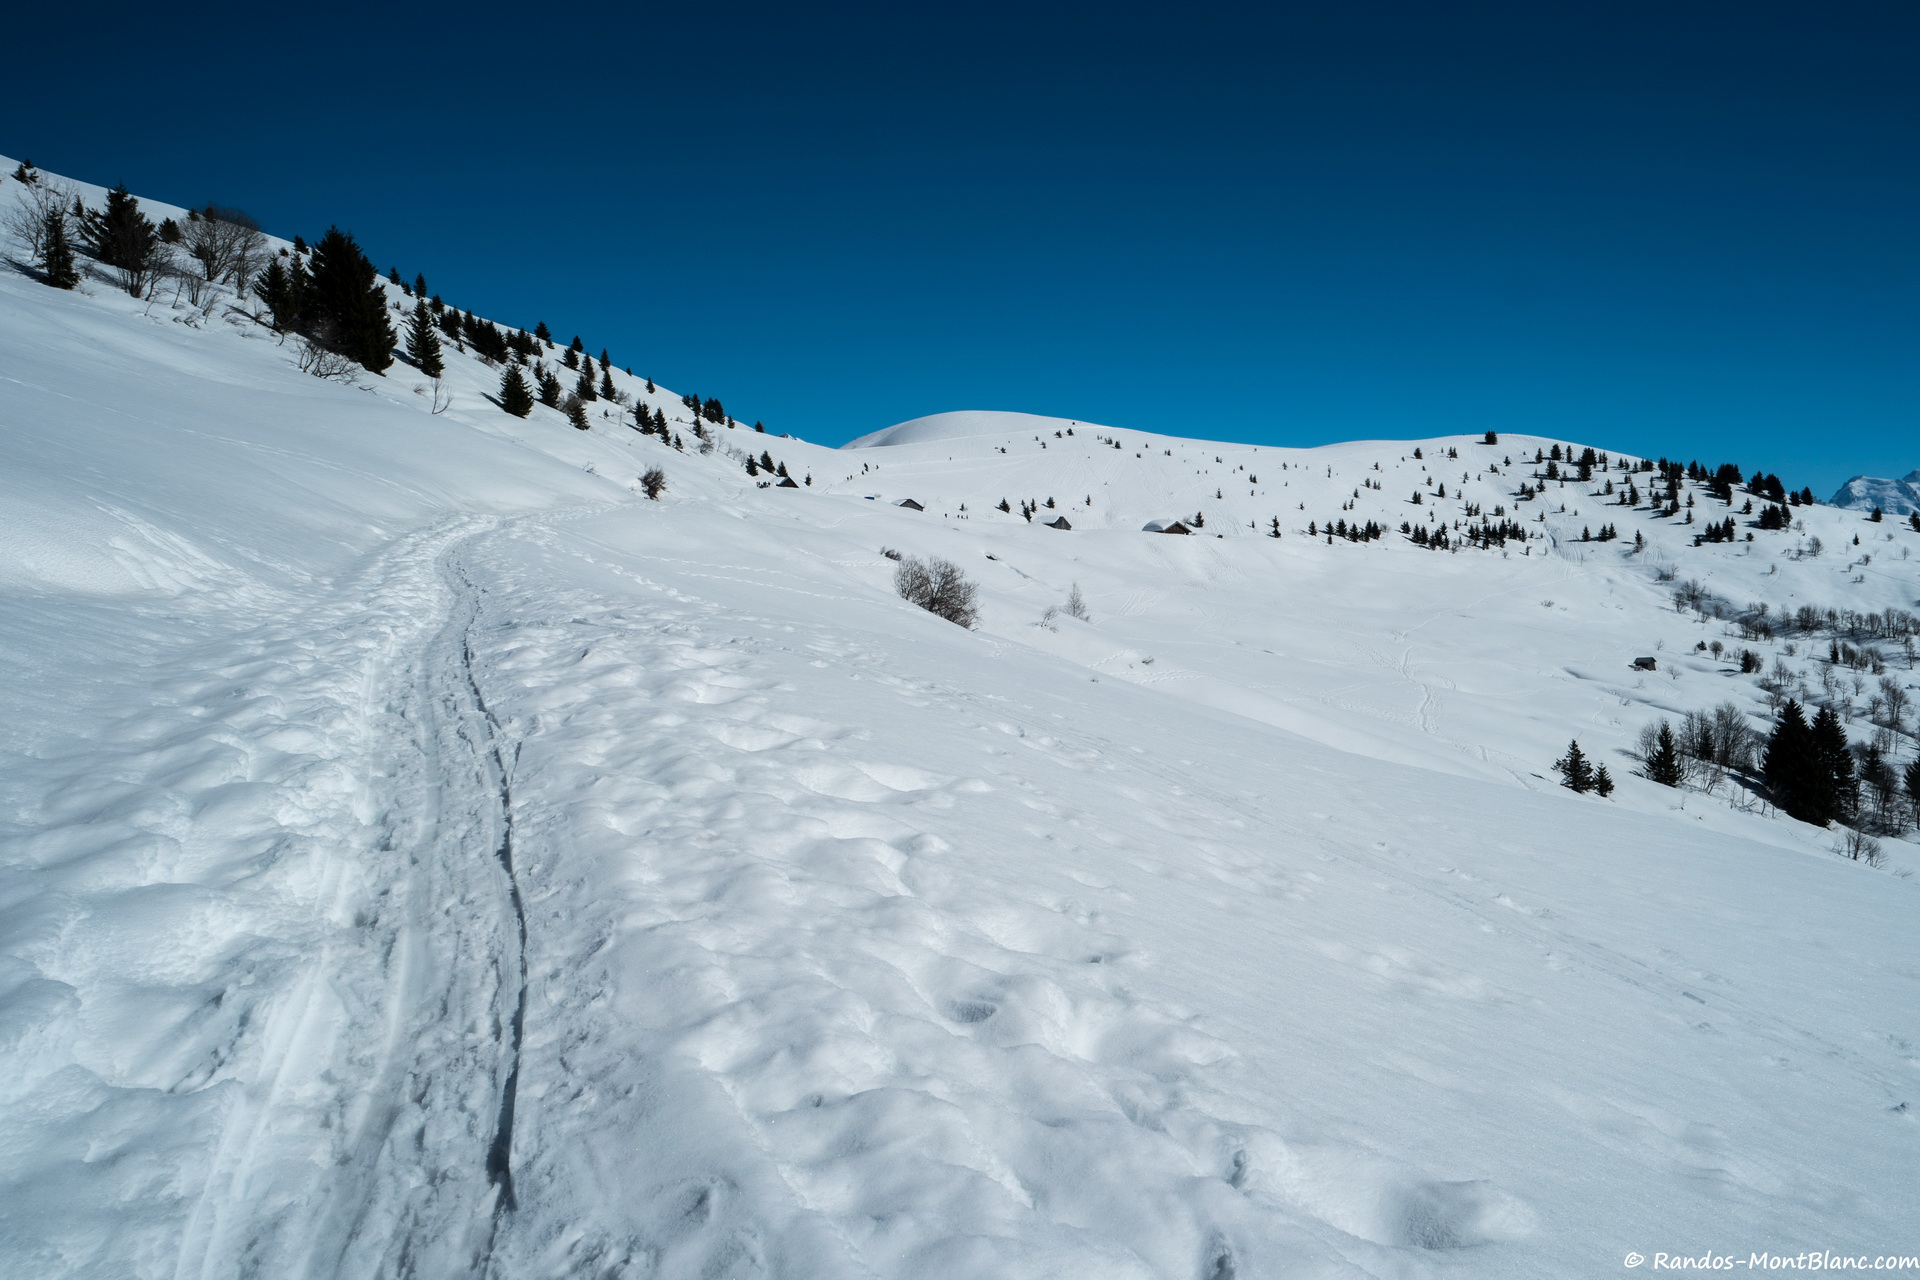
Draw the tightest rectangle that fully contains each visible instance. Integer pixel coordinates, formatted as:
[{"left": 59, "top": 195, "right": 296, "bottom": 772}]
[
  {"left": 640, "top": 467, "right": 667, "bottom": 500},
  {"left": 296, "top": 336, "right": 356, "bottom": 380},
  {"left": 2, "top": 176, "right": 77, "bottom": 262},
  {"left": 1064, "top": 582, "right": 1090, "bottom": 621},
  {"left": 1834, "top": 828, "right": 1884, "bottom": 867},
  {"left": 1880, "top": 676, "right": 1909, "bottom": 732},
  {"left": 1710, "top": 701, "right": 1758, "bottom": 772},
  {"left": 894, "top": 555, "right": 978, "bottom": 628},
  {"left": 182, "top": 206, "right": 267, "bottom": 286}
]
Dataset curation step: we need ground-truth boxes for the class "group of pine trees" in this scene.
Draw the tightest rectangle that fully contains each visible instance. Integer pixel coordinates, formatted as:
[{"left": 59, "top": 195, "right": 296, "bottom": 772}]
[
  {"left": 1635, "top": 693, "right": 1920, "bottom": 836},
  {"left": 1554, "top": 741, "right": 1615, "bottom": 795},
  {"left": 254, "top": 228, "right": 396, "bottom": 372},
  {"left": 1760, "top": 701, "right": 1862, "bottom": 827}
]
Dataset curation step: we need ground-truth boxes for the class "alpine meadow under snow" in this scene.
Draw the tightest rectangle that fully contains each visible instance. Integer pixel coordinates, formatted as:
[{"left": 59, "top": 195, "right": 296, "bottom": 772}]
[{"left": 3, "top": 159, "right": 1918, "bottom": 1280}]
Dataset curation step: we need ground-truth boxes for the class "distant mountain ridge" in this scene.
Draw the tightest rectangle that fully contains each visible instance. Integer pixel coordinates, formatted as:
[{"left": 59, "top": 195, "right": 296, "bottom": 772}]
[{"left": 1829, "top": 469, "right": 1920, "bottom": 514}]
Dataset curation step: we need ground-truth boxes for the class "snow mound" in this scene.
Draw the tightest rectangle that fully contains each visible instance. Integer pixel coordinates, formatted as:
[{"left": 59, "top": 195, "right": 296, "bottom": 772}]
[
  {"left": 1829, "top": 470, "right": 1920, "bottom": 514},
  {"left": 844, "top": 410, "right": 1102, "bottom": 449}
]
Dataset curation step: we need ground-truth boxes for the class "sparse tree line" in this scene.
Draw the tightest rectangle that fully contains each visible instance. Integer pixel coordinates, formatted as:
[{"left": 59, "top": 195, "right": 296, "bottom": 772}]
[
  {"left": 6, "top": 163, "right": 267, "bottom": 305},
  {"left": 4, "top": 162, "right": 767, "bottom": 446}
]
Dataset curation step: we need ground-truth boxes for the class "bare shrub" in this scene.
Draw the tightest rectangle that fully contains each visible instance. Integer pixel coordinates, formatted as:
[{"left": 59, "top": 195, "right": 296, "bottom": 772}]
[
  {"left": 3, "top": 176, "right": 77, "bottom": 262},
  {"left": 182, "top": 206, "right": 267, "bottom": 286},
  {"left": 640, "top": 467, "right": 667, "bottom": 500},
  {"left": 1834, "top": 828, "right": 1884, "bottom": 867},
  {"left": 296, "top": 336, "right": 356, "bottom": 380},
  {"left": 894, "top": 555, "right": 978, "bottom": 628},
  {"left": 1064, "top": 582, "right": 1090, "bottom": 621},
  {"left": 1709, "top": 701, "right": 1758, "bottom": 773}
]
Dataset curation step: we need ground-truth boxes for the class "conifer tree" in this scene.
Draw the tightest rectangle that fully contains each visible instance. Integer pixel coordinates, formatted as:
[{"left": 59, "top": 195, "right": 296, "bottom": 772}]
[
  {"left": 78, "top": 184, "right": 163, "bottom": 295},
  {"left": 1904, "top": 757, "right": 1920, "bottom": 830},
  {"left": 305, "top": 227, "right": 396, "bottom": 373},
  {"left": 1593, "top": 765, "right": 1614, "bottom": 797},
  {"left": 600, "top": 368, "right": 616, "bottom": 399},
  {"left": 39, "top": 209, "right": 79, "bottom": 289},
  {"left": 535, "top": 321, "right": 552, "bottom": 343},
  {"left": 1644, "top": 721, "right": 1685, "bottom": 786},
  {"left": 1763, "top": 701, "right": 1820, "bottom": 822},
  {"left": 562, "top": 346, "right": 579, "bottom": 369},
  {"left": 500, "top": 365, "right": 534, "bottom": 417},
  {"left": 1554, "top": 740, "right": 1596, "bottom": 793},
  {"left": 405, "top": 298, "right": 444, "bottom": 377},
  {"left": 414, "top": 272, "right": 427, "bottom": 297},
  {"left": 575, "top": 367, "right": 597, "bottom": 401},
  {"left": 566, "top": 396, "right": 590, "bottom": 430},
  {"left": 537, "top": 369, "right": 562, "bottom": 407},
  {"left": 252, "top": 257, "right": 303, "bottom": 331},
  {"left": 1809, "top": 706, "right": 1858, "bottom": 823}
]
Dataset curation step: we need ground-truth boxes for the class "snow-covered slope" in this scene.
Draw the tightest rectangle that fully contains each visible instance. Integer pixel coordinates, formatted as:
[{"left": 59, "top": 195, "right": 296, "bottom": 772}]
[
  {"left": 1831, "top": 470, "right": 1920, "bottom": 516},
  {"left": 4, "top": 161, "right": 1919, "bottom": 1280}
]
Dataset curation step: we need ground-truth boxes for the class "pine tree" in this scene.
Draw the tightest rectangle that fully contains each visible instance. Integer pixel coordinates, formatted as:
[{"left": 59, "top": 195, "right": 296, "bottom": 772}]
[
  {"left": 77, "top": 183, "right": 162, "bottom": 295},
  {"left": 414, "top": 272, "right": 427, "bottom": 297},
  {"left": 535, "top": 321, "right": 552, "bottom": 343},
  {"left": 1904, "top": 757, "right": 1920, "bottom": 830},
  {"left": 575, "top": 367, "right": 597, "bottom": 401},
  {"left": 562, "top": 346, "right": 579, "bottom": 369},
  {"left": 252, "top": 255, "right": 310, "bottom": 332},
  {"left": 1554, "top": 740, "right": 1596, "bottom": 793},
  {"left": 537, "top": 369, "right": 562, "bottom": 407},
  {"left": 1644, "top": 721, "right": 1685, "bottom": 786},
  {"left": 1809, "top": 706, "right": 1858, "bottom": 823},
  {"left": 1593, "top": 765, "right": 1614, "bottom": 797},
  {"left": 500, "top": 366, "right": 534, "bottom": 418},
  {"left": 600, "top": 368, "right": 616, "bottom": 399},
  {"left": 405, "top": 298, "right": 444, "bottom": 377},
  {"left": 39, "top": 209, "right": 79, "bottom": 289},
  {"left": 566, "top": 396, "right": 590, "bottom": 430},
  {"left": 1763, "top": 701, "right": 1822, "bottom": 823},
  {"left": 305, "top": 227, "right": 396, "bottom": 373}
]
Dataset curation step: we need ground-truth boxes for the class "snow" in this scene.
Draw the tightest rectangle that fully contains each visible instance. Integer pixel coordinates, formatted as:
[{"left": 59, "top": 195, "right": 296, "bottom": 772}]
[
  {"left": 843, "top": 410, "right": 1085, "bottom": 449},
  {"left": 1831, "top": 470, "right": 1920, "bottom": 516},
  {"left": 4, "top": 160, "right": 1919, "bottom": 1279}
]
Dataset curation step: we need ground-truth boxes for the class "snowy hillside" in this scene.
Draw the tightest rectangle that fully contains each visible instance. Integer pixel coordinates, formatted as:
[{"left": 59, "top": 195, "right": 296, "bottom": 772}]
[
  {"left": 4, "top": 159, "right": 1919, "bottom": 1280},
  {"left": 1831, "top": 470, "right": 1920, "bottom": 516}
]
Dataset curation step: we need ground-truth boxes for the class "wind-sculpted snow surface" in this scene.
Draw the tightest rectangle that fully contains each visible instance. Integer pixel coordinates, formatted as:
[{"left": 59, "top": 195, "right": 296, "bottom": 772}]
[{"left": 3, "top": 160, "right": 1919, "bottom": 1278}]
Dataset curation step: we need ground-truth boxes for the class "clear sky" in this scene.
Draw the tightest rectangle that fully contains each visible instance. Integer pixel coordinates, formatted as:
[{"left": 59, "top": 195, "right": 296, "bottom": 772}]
[{"left": 5, "top": 1, "right": 1914, "bottom": 494}]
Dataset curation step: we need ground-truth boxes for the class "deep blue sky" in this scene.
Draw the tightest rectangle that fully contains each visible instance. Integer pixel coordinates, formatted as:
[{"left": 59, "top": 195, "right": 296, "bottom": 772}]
[{"left": 6, "top": 1, "right": 1914, "bottom": 493}]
